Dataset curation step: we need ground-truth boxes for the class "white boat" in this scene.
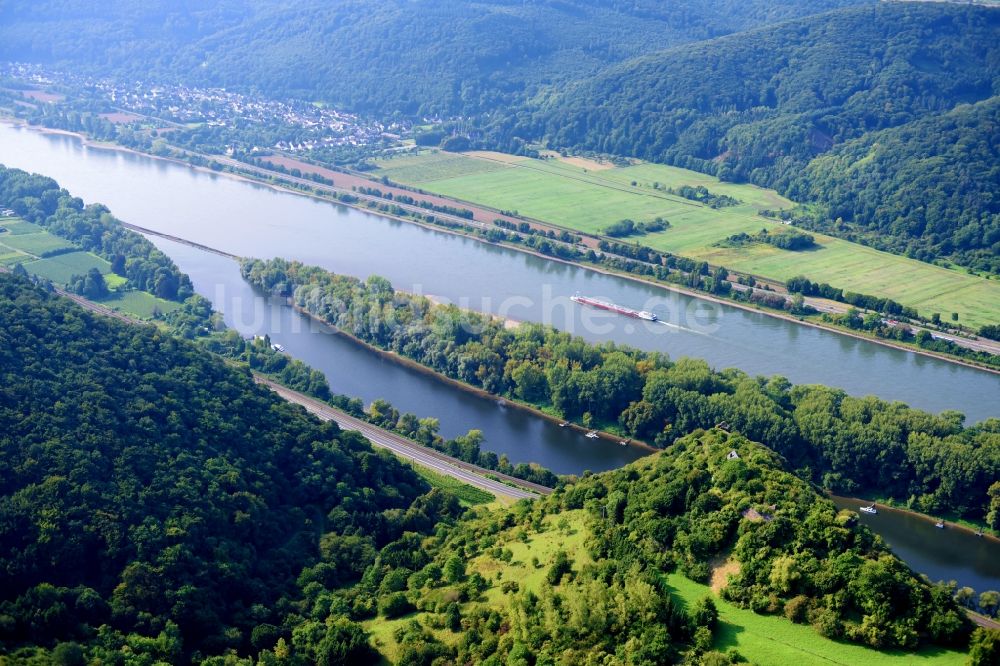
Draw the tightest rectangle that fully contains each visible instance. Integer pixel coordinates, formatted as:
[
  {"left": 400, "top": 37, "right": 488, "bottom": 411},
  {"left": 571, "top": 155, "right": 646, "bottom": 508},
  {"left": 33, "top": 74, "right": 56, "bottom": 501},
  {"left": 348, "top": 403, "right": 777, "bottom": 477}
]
[
  {"left": 585, "top": 431, "right": 599, "bottom": 439},
  {"left": 859, "top": 504, "right": 877, "bottom": 515}
]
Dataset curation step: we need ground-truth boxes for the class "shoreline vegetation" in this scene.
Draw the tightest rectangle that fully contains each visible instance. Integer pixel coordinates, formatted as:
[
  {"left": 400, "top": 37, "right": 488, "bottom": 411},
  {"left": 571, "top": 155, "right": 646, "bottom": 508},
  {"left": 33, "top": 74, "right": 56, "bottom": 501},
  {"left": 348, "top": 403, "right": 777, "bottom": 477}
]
[
  {"left": 286, "top": 300, "right": 660, "bottom": 454},
  {"left": 5, "top": 118, "right": 997, "bottom": 375}
]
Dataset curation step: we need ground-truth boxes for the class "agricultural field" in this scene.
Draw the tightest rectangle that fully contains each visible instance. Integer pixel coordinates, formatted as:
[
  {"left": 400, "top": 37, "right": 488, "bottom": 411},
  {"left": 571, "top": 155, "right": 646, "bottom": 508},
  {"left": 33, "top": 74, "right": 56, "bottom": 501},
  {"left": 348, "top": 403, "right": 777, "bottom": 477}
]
[
  {"left": 372, "top": 151, "right": 1000, "bottom": 328},
  {"left": 666, "top": 573, "right": 966, "bottom": 666},
  {"left": 373, "top": 150, "right": 506, "bottom": 184},
  {"left": 21, "top": 251, "right": 111, "bottom": 284},
  {"left": 0, "top": 250, "right": 30, "bottom": 266},
  {"left": 0, "top": 218, "right": 44, "bottom": 235},
  {"left": 0, "top": 216, "right": 178, "bottom": 321},
  {"left": 0, "top": 230, "right": 77, "bottom": 257},
  {"left": 99, "top": 290, "right": 181, "bottom": 318}
]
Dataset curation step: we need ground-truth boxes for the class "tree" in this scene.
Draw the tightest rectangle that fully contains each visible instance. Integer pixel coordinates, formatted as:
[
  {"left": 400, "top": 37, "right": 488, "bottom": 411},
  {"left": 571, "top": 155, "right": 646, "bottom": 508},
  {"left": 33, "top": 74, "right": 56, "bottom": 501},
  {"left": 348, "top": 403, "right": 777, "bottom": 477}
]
[
  {"left": 443, "top": 555, "right": 465, "bottom": 583},
  {"left": 692, "top": 596, "right": 719, "bottom": 630},
  {"left": 968, "top": 628, "right": 1000, "bottom": 666},
  {"left": 378, "top": 592, "right": 413, "bottom": 619},
  {"left": 955, "top": 587, "right": 976, "bottom": 609},
  {"left": 987, "top": 482, "right": 1000, "bottom": 531},
  {"left": 980, "top": 591, "right": 1000, "bottom": 618},
  {"left": 546, "top": 550, "right": 573, "bottom": 585}
]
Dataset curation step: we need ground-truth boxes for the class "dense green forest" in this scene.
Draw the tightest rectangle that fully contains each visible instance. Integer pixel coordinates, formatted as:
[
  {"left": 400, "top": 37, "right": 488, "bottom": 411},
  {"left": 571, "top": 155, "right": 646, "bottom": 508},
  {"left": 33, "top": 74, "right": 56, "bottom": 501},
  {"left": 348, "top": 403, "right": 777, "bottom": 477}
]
[
  {"left": 0, "top": 0, "right": 864, "bottom": 116},
  {"left": 787, "top": 96, "right": 1000, "bottom": 273},
  {"left": 0, "top": 273, "right": 461, "bottom": 662},
  {"left": 513, "top": 3, "right": 1000, "bottom": 272},
  {"left": 339, "top": 429, "right": 970, "bottom": 660},
  {"left": 241, "top": 258, "right": 1000, "bottom": 524}
]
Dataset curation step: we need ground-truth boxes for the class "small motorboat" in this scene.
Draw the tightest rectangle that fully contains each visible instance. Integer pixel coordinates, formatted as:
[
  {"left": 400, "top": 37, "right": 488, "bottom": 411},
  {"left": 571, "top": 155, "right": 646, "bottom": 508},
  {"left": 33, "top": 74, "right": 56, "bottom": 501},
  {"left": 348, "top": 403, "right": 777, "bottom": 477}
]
[{"left": 859, "top": 504, "right": 877, "bottom": 515}]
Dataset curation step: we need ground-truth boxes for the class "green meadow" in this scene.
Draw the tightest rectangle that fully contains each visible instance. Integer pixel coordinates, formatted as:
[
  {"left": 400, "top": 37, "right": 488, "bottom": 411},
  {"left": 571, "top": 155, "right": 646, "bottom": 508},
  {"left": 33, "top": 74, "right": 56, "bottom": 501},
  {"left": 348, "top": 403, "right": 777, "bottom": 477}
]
[
  {"left": 373, "top": 151, "right": 999, "bottom": 328},
  {"left": 410, "top": 464, "right": 495, "bottom": 506},
  {"left": 0, "top": 217, "right": 179, "bottom": 321},
  {"left": 666, "top": 573, "right": 966, "bottom": 666},
  {"left": 0, "top": 231, "right": 77, "bottom": 257},
  {"left": 99, "top": 290, "right": 181, "bottom": 318}
]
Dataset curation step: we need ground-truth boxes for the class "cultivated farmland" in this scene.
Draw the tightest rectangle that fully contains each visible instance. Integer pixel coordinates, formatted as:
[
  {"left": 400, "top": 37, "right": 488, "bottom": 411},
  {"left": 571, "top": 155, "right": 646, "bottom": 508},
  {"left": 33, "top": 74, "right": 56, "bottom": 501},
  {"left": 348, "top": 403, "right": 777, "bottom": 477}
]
[
  {"left": 373, "top": 151, "right": 1000, "bottom": 328},
  {"left": 0, "top": 231, "right": 77, "bottom": 257},
  {"left": 22, "top": 251, "right": 112, "bottom": 283}
]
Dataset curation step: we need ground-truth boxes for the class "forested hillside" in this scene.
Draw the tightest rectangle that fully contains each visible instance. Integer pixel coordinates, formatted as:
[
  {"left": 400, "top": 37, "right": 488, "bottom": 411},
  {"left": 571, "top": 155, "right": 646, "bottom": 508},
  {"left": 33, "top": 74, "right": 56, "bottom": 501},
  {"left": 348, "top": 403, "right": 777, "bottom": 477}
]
[
  {"left": 0, "top": 274, "right": 461, "bottom": 662},
  {"left": 347, "top": 430, "right": 969, "bottom": 661},
  {"left": 788, "top": 96, "right": 1000, "bottom": 273},
  {"left": 0, "top": 0, "right": 864, "bottom": 116},
  {"left": 517, "top": 2, "right": 1000, "bottom": 271}
]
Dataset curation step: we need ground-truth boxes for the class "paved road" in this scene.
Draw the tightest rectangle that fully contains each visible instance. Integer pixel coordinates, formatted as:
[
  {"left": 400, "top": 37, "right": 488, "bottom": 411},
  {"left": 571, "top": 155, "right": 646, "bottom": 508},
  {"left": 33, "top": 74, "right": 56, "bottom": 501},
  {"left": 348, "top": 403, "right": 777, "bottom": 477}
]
[{"left": 255, "top": 376, "right": 550, "bottom": 501}]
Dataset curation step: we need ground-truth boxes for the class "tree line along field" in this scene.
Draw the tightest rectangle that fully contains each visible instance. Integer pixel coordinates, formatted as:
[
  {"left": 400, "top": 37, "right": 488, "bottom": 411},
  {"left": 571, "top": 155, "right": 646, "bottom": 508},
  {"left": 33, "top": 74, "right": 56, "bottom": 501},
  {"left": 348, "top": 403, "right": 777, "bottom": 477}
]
[
  {"left": 372, "top": 151, "right": 1000, "bottom": 329},
  {"left": 0, "top": 216, "right": 180, "bottom": 318}
]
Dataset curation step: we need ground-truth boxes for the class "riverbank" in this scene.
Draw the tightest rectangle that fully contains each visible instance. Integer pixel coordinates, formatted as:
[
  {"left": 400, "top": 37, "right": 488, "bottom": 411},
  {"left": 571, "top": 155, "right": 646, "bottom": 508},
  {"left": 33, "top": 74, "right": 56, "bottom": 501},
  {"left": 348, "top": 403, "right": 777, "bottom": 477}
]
[
  {"left": 833, "top": 493, "right": 999, "bottom": 543},
  {"left": 5, "top": 118, "right": 996, "bottom": 375},
  {"left": 287, "top": 300, "right": 661, "bottom": 456}
]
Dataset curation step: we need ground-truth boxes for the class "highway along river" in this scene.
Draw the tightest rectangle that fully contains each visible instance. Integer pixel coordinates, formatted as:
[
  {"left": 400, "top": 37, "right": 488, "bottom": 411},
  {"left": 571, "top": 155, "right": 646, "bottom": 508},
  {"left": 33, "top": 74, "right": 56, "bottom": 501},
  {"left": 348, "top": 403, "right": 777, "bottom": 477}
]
[{"left": 1, "top": 122, "right": 998, "bottom": 426}]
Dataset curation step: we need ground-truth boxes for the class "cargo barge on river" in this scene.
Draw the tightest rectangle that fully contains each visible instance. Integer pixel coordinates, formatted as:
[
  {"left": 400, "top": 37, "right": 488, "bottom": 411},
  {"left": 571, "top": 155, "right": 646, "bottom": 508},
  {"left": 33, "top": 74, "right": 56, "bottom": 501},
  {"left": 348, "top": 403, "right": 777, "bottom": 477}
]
[{"left": 571, "top": 295, "right": 658, "bottom": 321}]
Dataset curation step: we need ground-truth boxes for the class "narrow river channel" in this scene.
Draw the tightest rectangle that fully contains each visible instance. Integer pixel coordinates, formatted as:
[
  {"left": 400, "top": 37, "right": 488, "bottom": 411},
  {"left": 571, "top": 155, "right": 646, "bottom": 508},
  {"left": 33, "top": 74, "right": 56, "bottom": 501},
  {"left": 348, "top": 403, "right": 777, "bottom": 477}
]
[
  {"left": 2, "top": 122, "right": 997, "bottom": 422},
  {"left": 833, "top": 497, "right": 1000, "bottom": 594}
]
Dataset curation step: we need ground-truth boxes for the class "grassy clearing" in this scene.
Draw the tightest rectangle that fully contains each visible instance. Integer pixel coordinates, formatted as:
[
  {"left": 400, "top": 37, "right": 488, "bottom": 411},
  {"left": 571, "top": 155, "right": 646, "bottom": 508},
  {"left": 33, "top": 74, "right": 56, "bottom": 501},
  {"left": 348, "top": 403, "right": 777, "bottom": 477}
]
[
  {"left": 98, "top": 291, "right": 180, "bottom": 319},
  {"left": 666, "top": 573, "right": 966, "bottom": 666},
  {"left": 372, "top": 151, "right": 999, "bottom": 327},
  {"left": 373, "top": 150, "right": 507, "bottom": 184},
  {"left": 22, "top": 251, "right": 111, "bottom": 283},
  {"left": 104, "top": 273, "right": 128, "bottom": 289},
  {"left": 364, "top": 510, "right": 591, "bottom": 660},
  {"left": 411, "top": 464, "right": 495, "bottom": 506}
]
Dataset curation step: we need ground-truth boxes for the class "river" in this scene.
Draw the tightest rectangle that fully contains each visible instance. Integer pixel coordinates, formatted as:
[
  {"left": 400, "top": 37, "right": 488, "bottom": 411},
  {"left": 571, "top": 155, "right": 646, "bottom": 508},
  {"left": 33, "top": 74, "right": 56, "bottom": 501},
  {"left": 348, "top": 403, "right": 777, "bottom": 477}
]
[
  {"left": 2, "top": 122, "right": 998, "bottom": 590},
  {"left": 2, "top": 123, "right": 997, "bottom": 423},
  {"left": 833, "top": 497, "right": 1000, "bottom": 594}
]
